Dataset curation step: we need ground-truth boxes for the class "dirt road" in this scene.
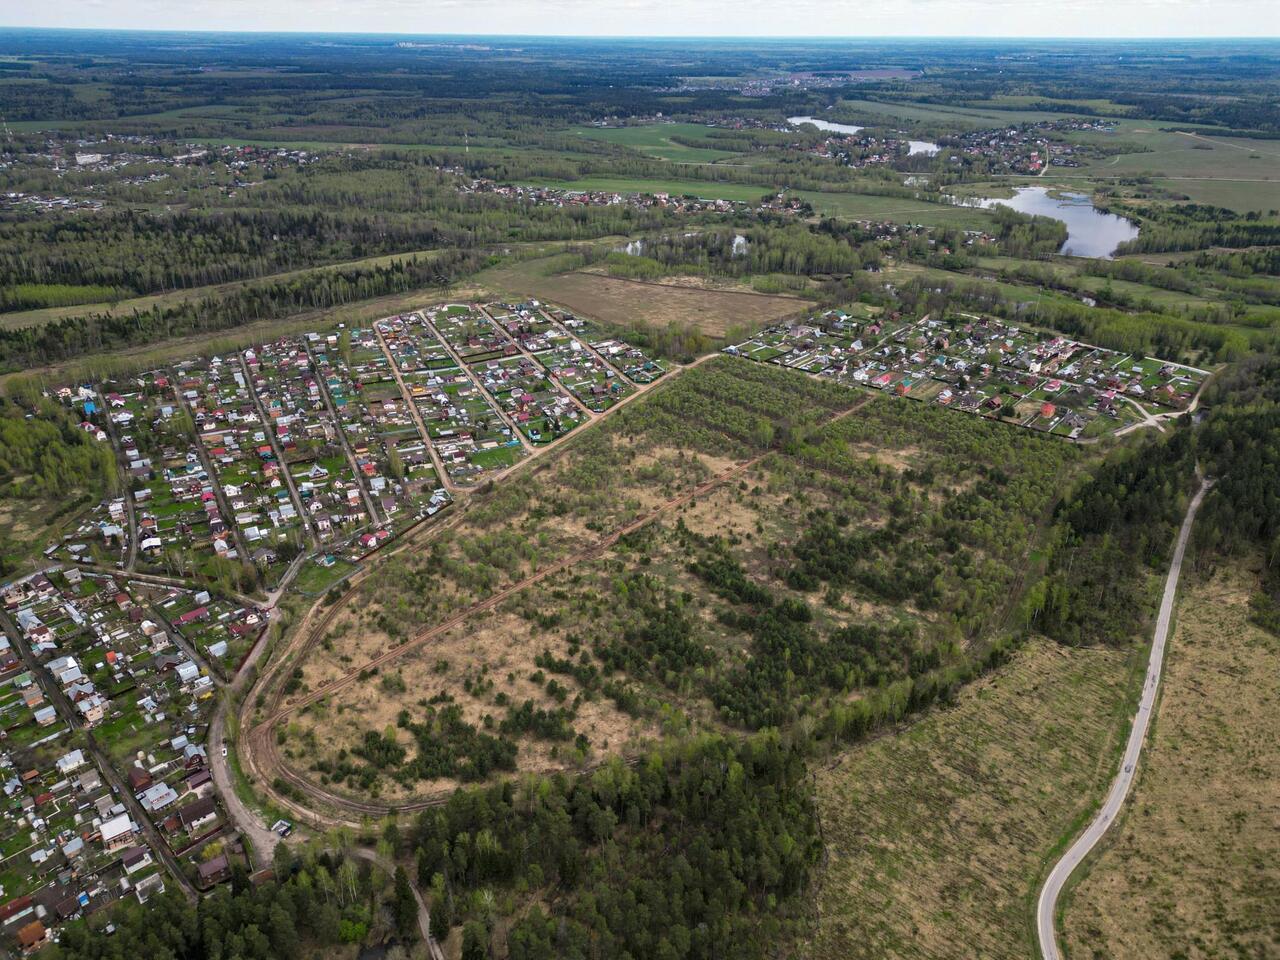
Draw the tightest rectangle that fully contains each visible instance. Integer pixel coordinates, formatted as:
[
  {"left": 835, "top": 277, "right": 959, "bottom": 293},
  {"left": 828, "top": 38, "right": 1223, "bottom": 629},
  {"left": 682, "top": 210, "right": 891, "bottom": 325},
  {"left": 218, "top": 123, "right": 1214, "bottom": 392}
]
[{"left": 1036, "top": 476, "right": 1213, "bottom": 959}]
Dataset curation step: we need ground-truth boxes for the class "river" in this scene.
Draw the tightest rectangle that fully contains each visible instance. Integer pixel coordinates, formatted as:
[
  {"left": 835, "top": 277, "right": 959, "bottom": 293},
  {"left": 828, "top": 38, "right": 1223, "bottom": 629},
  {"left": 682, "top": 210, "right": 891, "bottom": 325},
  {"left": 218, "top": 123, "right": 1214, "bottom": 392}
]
[{"left": 966, "top": 186, "right": 1140, "bottom": 258}]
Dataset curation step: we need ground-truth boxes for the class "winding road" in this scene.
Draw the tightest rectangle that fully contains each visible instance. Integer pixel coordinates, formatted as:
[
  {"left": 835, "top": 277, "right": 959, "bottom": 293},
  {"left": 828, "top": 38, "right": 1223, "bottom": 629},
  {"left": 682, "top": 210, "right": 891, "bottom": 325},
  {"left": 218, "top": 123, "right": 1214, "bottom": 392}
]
[{"left": 1036, "top": 475, "right": 1213, "bottom": 960}]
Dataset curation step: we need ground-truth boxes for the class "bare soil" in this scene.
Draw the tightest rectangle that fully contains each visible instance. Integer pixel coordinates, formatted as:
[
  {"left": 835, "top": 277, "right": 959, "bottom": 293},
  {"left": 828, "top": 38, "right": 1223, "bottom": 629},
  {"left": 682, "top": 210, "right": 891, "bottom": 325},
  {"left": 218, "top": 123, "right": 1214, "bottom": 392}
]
[{"left": 512, "top": 270, "right": 803, "bottom": 338}]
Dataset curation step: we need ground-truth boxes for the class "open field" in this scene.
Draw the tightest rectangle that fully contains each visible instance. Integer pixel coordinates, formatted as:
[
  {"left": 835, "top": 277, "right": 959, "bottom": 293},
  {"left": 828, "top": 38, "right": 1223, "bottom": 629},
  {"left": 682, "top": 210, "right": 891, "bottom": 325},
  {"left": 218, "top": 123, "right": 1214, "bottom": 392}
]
[
  {"left": 880, "top": 261, "right": 1083, "bottom": 307},
  {"left": 973, "top": 255, "right": 1220, "bottom": 311},
  {"left": 570, "top": 123, "right": 745, "bottom": 163},
  {"left": 973, "top": 96, "right": 1136, "bottom": 117},
  {"left": 1078, "top": 129, "right": 1280, "bottom": 182},
  {"left": 808, "top": 638, "right": 1139, "bottom": 960},
  {"left": 477, "top": 261, "right": 805, "bottom": 338},
  {"left": 1150, "top": 177, "right": 1280, "bottom": 214},
  {"left": 830, "top": 97, "right": 1106, "bottom": 129},
  {"left": 1061, "top": 561, "right": 1280, "bottom": 960}
]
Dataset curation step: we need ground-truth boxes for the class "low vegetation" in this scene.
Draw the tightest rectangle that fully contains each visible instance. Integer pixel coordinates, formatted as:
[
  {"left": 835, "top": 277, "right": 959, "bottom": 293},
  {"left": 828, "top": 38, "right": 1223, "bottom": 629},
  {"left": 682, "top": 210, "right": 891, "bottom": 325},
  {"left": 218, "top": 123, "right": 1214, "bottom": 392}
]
[
  {"left": 1062, "top": 562, "right": 1280, "bottom": 959},
  {"left": 809, "top": 639, "right": 1136, "bottom": 960},
  {"left": 274, "top": 357, "right": 1079, "bottom": 804}
]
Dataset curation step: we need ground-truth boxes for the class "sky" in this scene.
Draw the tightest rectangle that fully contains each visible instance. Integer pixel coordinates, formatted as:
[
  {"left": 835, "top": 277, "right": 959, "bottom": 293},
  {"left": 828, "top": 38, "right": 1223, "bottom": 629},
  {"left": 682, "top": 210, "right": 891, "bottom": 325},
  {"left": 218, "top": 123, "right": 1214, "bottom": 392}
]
[{"left": 0, "top": 0, "right": 1277, "bottom": 38}]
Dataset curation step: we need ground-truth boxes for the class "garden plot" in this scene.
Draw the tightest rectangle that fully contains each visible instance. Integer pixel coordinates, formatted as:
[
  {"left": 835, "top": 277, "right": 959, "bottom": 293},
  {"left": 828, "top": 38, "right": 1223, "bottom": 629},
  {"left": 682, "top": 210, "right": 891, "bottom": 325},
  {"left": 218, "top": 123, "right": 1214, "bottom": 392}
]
[
  {"left": 44, "top": 387, "right": 129, "bottom": 568},
  {"left": 159, "top": 588, "right": 265, "bottom": 672},
  {"left": 414, "top": 367, "right": 525, "bottom": 482},
  {"left": 379, "top": 313, "right": 526, "bottom": 485},
  {"left": 0, "top": 572, "right": 208, "bottom": 920},
  {"left": 484, "top": 301, "right": 558, "bottom": 353},
  {"left": 179, "top": 357, "right": 303, "bottom": 581},
  {"left": 246, "top": 338, "right": 373, "bottom": 544},
  {"left": 427, "top": 303, "right": 510, "bottom": 363},
  {"left": 377, "top": 312, "right": 456, "bottom": 373},
  {"left": 588, "top": 337, "right": 668, "bottom": 384},
  {"left": 0, "top": 724, "right": 157, "bottom": 909},
  {"left": 96, "top": 372, "right": 231, "bottom": 577},
  {"left": 724, "top": 307, "right": 1205, "bottom": 440},
  {"left": 535, "top": 335, "right": 633, "bottom": 413},
  {"left": 724, "top": 307, "right": 908, "bottom": 379},
  {"left": 306, "top": 327, "right": 449, "bottom": 541}
]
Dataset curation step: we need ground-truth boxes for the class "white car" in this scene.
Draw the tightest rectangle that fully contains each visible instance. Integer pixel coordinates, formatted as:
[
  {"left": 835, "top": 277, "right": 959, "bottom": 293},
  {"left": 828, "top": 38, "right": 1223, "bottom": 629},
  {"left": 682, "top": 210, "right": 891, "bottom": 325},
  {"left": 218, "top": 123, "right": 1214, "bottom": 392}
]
[{"left": 221, "top": 745, "right": 228, "bottom": 758}]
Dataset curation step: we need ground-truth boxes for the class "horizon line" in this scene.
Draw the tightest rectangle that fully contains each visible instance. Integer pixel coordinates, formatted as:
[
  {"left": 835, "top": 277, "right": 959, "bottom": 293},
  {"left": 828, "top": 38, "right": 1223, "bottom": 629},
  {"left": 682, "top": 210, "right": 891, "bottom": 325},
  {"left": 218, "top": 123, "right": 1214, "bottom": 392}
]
[{"left": 1, "top": 26, "right": 1278, "bottom": 41}]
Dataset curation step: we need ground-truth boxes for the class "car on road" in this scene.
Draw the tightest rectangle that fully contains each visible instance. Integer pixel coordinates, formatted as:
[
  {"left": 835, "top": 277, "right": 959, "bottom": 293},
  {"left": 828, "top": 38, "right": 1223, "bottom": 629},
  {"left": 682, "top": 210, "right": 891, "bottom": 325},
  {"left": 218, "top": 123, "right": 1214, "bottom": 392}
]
[{"left": 221, "top": 744, "right": 228, "bottom": 757}]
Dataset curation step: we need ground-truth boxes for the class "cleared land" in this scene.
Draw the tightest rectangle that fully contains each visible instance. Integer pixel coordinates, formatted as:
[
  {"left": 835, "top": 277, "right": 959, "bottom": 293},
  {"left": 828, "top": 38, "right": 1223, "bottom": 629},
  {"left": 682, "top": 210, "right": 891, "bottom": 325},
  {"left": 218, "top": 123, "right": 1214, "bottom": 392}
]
[
  {"left": 256, "top": 358, "right": 1080, "bottom": 817},
  {"left": 1078, "top": 130, "right": 1280, "bottom": 182},
  {"left": 1061, "top": 561, "right": 1280, "bottom": 960},
  {"left": 809, "top": 638, "right": 1138, "bottom": 960},
  {"left": 1069, "top": 127, "right": 1280, "bottom": 212},
  {"left": 478, "top": 264, "right": 805, "bottom": 338},
  {"left": 1149, "top": 177, "right": 1280, "bottom": 215}
]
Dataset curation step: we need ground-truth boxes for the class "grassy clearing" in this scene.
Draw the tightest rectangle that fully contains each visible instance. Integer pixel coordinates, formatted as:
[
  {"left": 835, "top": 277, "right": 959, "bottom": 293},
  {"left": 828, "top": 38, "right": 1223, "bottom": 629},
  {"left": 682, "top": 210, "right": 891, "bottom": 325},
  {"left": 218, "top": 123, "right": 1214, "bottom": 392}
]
[
  {"left": 1061, "top": 561, "right": 1280, "bottom": 960},
  {"left": 975, "top": 96, "right": 1136, "bottom": 117},
  {"left": 0, "top": 491, "right": 99, "bottom": 571},
  {"left": 880, "top": 261, "right": 1083, "bottom": 309},
  {"left": 569, "top": 123, "right": 744, "bottom": 164},
  {"left": 808, "top": 638, "right": 1138, "bottom": 960},
  {"left": 1150, "top": 177, "right": 1280, "bottom": 214},
  {"left": 973, "top": 255, "right": 1219, "bottom": 311},
  {"left": 830, "top": 97, "right": 1100, "bottom": 129}
]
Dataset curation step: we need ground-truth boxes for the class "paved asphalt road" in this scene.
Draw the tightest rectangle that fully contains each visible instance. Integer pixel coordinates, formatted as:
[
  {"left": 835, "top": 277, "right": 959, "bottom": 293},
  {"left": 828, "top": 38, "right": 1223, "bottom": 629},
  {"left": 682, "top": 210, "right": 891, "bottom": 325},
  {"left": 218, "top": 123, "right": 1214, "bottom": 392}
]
[{"left": 1036, "top": 476, "right": 1212, "bottom": 960}]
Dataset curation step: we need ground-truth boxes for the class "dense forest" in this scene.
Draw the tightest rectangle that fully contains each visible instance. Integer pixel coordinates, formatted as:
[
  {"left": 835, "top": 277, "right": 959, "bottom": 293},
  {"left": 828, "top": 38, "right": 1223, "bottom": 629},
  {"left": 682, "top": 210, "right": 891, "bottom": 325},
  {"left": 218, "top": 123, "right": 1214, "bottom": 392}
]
[
  {"left": 0, "top": 249, "right": 487, "bottom": 372},
  {"left": 0, "top": 397, "right": 118, "bottom": 501},
  {"left": 47, "top": 850, "right": 419, "bottom": 960},
  {"left": 1027, "top": 353, "right": 1280, "bottom": 644},
  {"left": 49, "top": 734, "right": 819, "bottom": 960}
]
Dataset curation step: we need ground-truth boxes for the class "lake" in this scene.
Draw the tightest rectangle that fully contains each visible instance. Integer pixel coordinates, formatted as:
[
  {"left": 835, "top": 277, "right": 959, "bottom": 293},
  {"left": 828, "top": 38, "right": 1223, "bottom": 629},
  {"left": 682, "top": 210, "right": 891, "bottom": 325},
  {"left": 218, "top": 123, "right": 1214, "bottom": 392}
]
[{"left": 966, "top": 186, "right": 1140, "bottom": 258}]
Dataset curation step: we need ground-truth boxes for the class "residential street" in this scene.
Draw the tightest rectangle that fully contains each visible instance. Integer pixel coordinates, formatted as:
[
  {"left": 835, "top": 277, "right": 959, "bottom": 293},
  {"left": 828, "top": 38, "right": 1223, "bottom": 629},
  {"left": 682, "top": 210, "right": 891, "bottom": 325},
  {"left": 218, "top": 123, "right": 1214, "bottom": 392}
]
[{"left": 0, "top": 609, "right": 199, "bottom": 900}]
